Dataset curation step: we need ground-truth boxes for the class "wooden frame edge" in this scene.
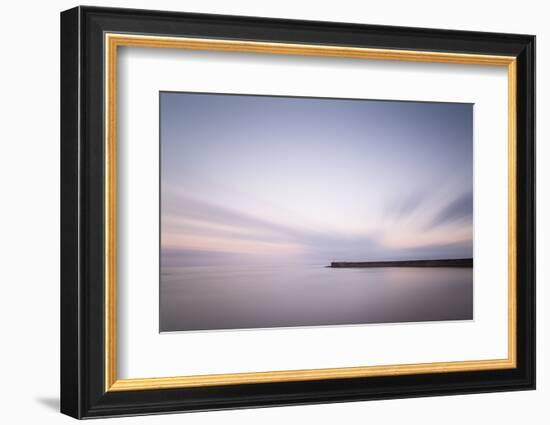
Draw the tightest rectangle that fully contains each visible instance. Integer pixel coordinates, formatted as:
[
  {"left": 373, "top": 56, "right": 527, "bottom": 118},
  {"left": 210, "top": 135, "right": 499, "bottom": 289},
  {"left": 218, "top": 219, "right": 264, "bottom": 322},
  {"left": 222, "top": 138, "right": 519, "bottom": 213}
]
[
  {"left": 103, "top": 33, "right": 518, "bottom": 392},
  {"left": 108, "top": 358, "right": 516, "bottom": 391}
]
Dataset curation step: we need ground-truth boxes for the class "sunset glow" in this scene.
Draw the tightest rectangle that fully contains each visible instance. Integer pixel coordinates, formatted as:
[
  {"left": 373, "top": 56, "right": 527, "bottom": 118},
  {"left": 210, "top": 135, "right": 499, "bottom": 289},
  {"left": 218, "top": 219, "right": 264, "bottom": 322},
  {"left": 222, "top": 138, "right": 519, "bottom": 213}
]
[{"left": 160, "top": 92, "right": 473, "bottom": 264}]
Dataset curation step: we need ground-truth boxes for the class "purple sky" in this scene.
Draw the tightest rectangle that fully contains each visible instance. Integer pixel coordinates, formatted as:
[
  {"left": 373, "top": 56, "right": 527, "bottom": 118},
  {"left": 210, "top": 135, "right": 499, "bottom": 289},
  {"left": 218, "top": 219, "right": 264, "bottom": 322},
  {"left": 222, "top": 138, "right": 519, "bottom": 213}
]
[{"left": 160, "top": 92, "right": 473, "bottom": 265}]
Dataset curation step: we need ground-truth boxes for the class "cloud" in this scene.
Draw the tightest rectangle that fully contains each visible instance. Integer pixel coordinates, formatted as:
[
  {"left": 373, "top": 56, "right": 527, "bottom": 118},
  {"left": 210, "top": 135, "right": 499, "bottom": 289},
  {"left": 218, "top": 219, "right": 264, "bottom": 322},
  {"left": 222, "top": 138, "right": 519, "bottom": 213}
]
[
  {"left": 388, "top": 191, "right": 427, "bottom": 219},
  {"left": 162, "top": 192, "right": 315, "bottom": 243},
  {"left": 430, "top": 190, "right": 473, "bottom": 228},
  {"left": 162, "top": 191, "right": 380, "bottom": 260},
  {"left": 162, "top": 189, "right": 473, "bottom": 263}
]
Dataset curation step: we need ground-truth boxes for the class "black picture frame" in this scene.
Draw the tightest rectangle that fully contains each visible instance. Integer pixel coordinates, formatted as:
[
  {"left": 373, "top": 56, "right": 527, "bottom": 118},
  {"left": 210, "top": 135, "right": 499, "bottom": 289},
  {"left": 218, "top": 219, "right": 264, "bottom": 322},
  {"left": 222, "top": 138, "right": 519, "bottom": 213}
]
[{"left": 61, "top": 5, "right": 535, "bottom": 419}]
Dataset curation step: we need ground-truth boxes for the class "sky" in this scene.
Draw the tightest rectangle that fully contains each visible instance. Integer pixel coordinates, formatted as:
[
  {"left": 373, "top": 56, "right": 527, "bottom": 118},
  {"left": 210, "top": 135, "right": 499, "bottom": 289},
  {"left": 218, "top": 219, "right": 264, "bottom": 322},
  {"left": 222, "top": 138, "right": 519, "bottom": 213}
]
[{"left": 160, "top": 92, "right": 473, "bottom": 265}]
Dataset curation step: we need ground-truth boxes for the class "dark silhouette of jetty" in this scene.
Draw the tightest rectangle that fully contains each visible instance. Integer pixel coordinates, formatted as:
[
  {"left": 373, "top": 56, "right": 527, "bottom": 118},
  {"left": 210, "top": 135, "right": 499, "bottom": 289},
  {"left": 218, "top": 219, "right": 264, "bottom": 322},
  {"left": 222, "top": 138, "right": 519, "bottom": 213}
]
[{"left": 329, "top": 258, "right": 473, "bottom": 268}]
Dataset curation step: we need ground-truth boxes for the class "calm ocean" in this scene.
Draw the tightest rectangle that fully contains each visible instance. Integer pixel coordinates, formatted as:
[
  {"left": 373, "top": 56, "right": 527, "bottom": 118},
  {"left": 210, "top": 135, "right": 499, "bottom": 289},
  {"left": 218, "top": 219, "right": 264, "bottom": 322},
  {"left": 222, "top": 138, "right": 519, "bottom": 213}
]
[{"left": 160, "top": 264, "right": 473, "bottom": 332}]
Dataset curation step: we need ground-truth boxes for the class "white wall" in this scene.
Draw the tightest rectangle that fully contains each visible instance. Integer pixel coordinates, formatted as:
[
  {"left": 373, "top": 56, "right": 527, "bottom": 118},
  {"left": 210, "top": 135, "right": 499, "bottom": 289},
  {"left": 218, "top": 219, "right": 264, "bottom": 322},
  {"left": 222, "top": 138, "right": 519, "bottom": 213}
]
[{"left": 0, "top": 0, "right": 545, "bottom": 423}]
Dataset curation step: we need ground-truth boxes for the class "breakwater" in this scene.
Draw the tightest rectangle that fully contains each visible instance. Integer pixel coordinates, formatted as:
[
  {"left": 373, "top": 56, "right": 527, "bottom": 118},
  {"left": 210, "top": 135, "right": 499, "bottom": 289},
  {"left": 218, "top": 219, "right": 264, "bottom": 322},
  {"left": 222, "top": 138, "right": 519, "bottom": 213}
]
[{"left": 329, "top": 258, "right": 473, "bottom": 268}]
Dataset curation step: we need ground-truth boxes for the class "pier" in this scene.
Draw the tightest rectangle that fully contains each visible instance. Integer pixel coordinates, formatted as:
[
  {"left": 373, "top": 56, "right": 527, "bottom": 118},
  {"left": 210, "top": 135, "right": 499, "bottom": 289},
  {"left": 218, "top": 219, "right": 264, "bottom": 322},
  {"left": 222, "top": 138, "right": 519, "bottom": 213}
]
[{"left": 329, "top": 258, "right": 473, "bottom": 268}]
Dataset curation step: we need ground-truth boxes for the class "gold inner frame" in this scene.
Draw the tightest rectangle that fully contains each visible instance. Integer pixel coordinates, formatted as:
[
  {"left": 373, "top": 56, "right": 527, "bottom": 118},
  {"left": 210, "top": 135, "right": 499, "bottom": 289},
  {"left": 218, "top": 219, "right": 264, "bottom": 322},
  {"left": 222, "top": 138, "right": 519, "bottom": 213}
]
[{"left": 104, "top": 33, "right": 517, "bottom": 392}]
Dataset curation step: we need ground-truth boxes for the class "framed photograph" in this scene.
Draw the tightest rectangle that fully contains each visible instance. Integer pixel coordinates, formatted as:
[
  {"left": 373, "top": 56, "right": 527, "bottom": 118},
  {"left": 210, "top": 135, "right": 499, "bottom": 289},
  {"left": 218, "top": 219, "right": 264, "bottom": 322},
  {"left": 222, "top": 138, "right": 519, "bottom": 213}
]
[{"left": 60, "top": 6, "right": 535, "bottom": 419}]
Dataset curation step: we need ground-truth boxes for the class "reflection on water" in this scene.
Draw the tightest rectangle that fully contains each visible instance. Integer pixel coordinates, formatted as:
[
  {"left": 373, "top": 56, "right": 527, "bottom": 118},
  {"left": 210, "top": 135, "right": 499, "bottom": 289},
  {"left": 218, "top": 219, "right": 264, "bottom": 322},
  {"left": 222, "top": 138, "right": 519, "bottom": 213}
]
[{"left": 160, "top": 264, "right": 473, "bottom": 332}]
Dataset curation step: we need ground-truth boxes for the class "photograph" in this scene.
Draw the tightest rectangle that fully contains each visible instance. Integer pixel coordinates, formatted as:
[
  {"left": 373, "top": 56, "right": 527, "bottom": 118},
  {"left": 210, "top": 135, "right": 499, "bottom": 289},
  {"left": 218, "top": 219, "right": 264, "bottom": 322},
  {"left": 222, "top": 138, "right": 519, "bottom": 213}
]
[
  {"left": 159, "top": 92, "right": 474, "bottom": 332},
  {"left": 58, "top": 5, "right": 535, "bottom": 419}
]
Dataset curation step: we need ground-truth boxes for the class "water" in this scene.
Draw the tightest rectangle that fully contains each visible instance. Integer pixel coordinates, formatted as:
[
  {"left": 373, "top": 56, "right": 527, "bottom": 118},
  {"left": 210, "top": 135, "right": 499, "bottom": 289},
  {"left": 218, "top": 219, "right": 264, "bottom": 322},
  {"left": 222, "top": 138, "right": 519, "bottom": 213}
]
[{"left": 160, "top": 264, "right": 473, "bottom": 332}]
